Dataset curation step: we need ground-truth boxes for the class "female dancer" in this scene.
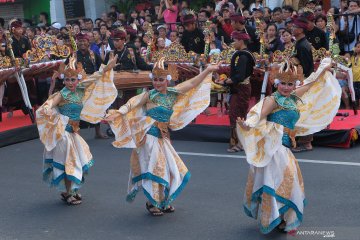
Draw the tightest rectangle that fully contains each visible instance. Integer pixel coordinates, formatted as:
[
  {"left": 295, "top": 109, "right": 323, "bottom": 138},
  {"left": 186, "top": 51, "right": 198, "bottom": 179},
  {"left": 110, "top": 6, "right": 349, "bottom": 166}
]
[
  {"left": 106, "top": 59, "right": 221, "bottom": 216},
  {"left": 36, "top": 54, "right": 118, "bottom": 205},
  {"left": 237, "top": 58, "right": 341, "bottom": 233}
]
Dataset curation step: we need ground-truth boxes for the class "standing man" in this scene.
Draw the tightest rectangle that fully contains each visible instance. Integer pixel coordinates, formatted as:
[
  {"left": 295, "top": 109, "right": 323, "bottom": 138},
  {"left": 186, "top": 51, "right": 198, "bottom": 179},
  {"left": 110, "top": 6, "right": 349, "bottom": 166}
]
[
  {"left": 104, "top": 29, "right": 152, "bottom": 103},
  {"left": 104, "top": 29, "right": 152, "bottom": 72},
  {"left": 37, "top": 12, "right": 49, "bottom": 27},
  {"left": 230, "top": 13, "right": 260, "bottom": 53},
  {"left": 302, "top": 11, "right": 328, "bottom": 50},
  {"left": 272, "top": 7, "right": 286, "bottom": 29},
  {"left": 83, "top": 18, "right": 94, "bottom": 32},
  {"left": 75, "top": 32, "right": 108, "bottom": 139},
  {"left": 5, "top": 19, "right": 35, "bottom": 119},
  {"left": 180, "top": 14, "right": 205, "bottom": 54},
  {"left": 292, "top": 17, "right": 314, "bottom": 78},
  {"left": 225, "top": 31, "right": 255, "bottom": 153},
  {"left": 291, "top": 17, "right": 315, "bottom": 152}
]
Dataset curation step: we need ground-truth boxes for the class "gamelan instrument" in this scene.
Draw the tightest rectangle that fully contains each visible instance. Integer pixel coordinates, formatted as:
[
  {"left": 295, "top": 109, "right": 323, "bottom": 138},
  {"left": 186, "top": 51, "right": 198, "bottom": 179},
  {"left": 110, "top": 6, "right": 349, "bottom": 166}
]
[{"left": 113, "top": 71, "right": 152, "bottom": 90}]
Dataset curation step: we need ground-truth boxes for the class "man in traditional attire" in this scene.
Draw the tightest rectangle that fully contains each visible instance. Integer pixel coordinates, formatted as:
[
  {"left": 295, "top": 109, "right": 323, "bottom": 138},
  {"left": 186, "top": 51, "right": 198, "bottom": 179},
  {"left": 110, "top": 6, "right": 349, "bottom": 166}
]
[
  {"left": 74, "top": 32, "right": 108, "bottom": 139},
  {"left": 5, "top": 19, "right": 36, "bottom": 118},
  {"left": 180, "top": 14, "right": 205, "bottom": 54},
  {"left": 104, "top": 29, "right": 152, "bottom": 105},
  {"left": 292, "top": 16, "right": 315, "bottom": 152},
  {"left": 226, "top": 31, "right": 255, "bottom": 152}
]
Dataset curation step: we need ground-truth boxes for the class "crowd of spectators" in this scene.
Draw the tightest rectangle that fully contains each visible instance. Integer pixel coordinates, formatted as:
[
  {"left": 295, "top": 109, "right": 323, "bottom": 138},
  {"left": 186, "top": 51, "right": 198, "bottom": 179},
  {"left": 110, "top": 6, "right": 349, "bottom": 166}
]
[{"left": 1, "top": 0, "right": 360, "bottom": 116}]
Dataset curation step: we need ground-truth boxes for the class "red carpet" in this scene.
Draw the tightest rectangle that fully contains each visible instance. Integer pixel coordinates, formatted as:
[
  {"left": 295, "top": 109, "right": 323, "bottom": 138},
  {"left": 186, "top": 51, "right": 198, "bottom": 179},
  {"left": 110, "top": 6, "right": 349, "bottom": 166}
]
[
  {"left": 0, "top": 110, "right": 33, "bottom": 132},
  {"left": 1, "top": 108, "right": 359, "bottom": 148},
  {"left": 329, "top": 110, "right": 360, "bottom": 130},
  {"left": 194, "top": 108, "right": 360, "bottom": 129}
]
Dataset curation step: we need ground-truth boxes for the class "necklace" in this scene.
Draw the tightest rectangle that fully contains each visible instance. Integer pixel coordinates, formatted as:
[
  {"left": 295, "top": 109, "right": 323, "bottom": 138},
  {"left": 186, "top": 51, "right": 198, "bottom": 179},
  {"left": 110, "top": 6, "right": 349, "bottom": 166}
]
[
  {"left": 63, "top": 88, "right": 83, "bottom": 104},
  {"left": 152, "top": 90, "right": 176, "bottom": 109}
]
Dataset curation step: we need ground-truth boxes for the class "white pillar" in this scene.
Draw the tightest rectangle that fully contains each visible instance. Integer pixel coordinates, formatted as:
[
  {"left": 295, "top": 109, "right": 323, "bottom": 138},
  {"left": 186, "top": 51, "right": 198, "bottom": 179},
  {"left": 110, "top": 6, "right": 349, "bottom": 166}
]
[
  {"left": 84, "top": 0, "right": 107, "bottom": 21},
  {"left": 50, "top": 0, "right": 112, "bottom": 25},
  {"left": 50, "top": 0, "right": 66, "bottom": 26}
]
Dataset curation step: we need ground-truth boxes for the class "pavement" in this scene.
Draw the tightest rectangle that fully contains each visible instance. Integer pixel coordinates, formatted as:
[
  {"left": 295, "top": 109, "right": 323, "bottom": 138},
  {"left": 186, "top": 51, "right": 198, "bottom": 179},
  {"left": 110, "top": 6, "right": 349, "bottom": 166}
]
[{"left": 0, "top": 128, "right": 359, "bottom": 240}]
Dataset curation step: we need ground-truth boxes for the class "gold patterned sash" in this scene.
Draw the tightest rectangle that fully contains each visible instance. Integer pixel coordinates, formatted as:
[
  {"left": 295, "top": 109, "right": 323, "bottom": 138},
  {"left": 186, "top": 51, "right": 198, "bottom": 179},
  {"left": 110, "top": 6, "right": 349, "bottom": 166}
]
[
  {"left": 154, "top": 121, "right": 170, "bottom": 139},
  {"left": 68, "top": 120, "right": 80, "bottom": 133},
  {"left": 284, "top": 127, "right": 296, "bottom": 148}
]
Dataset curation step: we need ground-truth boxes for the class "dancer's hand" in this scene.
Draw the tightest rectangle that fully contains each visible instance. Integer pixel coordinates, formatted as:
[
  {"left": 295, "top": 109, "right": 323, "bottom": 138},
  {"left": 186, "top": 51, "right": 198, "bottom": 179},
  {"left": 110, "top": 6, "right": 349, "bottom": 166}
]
[
  {"left": 237, "top": 117, "right": 250, "bottom": 131},
  {"left": 104, "top": 114, "right": 116, "bottom": 122},
  {"left": 104, "top": 53, "right": 118, "bottom": 72},
  {"left": 206, "top": 61, "right": 223, "bottom": 72},
  {"left": 119, "top": 106, "right": 128, "bottom": 115},
  {"left": 43, "top": 106, "right": 53, "bottom": 115}
]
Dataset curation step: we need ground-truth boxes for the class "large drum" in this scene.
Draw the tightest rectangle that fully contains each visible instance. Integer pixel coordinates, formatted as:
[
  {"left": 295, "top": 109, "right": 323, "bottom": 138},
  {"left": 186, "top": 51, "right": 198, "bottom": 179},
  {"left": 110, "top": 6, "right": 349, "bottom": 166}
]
[{"left": 114, "top": 71, "right": 152, "bottom": 90}]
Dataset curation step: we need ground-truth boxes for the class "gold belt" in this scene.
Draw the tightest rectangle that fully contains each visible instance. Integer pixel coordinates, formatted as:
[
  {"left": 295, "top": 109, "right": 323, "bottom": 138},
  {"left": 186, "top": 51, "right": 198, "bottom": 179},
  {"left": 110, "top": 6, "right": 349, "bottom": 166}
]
[
  {"left": 284, "top": 127, "right": 296, "bottom": 148},
  {"left": 154, "top": 121, "right": 170, "bottom": 139},
  {"left": 68, "top": 120, "right": 80, "bottom": 133}
]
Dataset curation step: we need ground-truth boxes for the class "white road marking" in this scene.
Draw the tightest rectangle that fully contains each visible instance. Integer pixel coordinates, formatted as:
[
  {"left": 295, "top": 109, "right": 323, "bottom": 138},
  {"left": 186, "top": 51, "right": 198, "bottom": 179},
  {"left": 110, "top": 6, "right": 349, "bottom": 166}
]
[{"left": 177, "top": 152, "right": 360, "bottom": 167}]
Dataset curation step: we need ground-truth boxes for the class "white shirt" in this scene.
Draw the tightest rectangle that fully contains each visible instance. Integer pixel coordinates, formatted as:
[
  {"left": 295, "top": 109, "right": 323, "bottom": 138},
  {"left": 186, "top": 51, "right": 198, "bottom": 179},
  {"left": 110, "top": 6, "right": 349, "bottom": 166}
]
[
  {"left": 264, "top": 0, "right": 283, "bottom": 10},
  {"left": 165, "top": 38, "right": 172, "bottom": 47}
]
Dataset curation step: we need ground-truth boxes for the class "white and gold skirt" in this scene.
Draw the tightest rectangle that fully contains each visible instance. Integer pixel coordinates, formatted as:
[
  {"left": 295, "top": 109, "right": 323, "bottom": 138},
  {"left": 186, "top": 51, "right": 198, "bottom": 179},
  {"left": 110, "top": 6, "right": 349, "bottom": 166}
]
[{"left": 126, "top": 134, "right": 190, "bottom": 208}]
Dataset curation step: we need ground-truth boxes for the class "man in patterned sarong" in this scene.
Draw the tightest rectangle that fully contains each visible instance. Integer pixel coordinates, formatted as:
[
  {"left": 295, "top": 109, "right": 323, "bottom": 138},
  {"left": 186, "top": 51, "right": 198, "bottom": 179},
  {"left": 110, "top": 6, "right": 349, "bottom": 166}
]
[{"left": 226, "top": 30, "right": 255, "bottom": 152}]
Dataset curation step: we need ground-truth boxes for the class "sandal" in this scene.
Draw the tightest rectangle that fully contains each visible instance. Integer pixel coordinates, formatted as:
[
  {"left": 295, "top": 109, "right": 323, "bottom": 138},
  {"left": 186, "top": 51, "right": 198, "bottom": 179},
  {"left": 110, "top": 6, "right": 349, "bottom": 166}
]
[
  {"left": 61, "top": 193, "right": 82, "bottom": 206},
  {"left": 73, "top": 193, "right": 82, "bottom": 200},
  {"left": 292, "top": 146, "right": 313, "bottom": 153},
  {"left": 227, "top": 146, "right": 242, "bottom": 153},
  {"left": 162, "top": 205, "right": 175, "bottom": 213},
  {"left": 95, "top": 134, "right": 109, "bottom": 139},
  {"left": 146, "top": 202, "right": 163, "bottom": 216},
  {"left": 276, "top": 220, "right": 286, "bottom": 233},
  {"left": 61, "top": 192, "right": 82, "bottom": 201}
]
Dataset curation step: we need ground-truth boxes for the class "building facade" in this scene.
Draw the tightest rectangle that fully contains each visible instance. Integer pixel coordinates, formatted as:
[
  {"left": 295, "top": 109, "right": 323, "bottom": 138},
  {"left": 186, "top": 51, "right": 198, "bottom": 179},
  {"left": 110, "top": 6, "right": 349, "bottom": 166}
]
[{"left": 0, "top": 0, "right": 114, "bottom": 27}]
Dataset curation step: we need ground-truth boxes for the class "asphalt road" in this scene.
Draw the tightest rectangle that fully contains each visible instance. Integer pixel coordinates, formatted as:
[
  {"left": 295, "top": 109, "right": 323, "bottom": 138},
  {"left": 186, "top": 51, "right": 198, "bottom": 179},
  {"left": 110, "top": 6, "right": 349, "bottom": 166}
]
[{"left": 0, "top": 128, "right": 359, "bottom": 240}]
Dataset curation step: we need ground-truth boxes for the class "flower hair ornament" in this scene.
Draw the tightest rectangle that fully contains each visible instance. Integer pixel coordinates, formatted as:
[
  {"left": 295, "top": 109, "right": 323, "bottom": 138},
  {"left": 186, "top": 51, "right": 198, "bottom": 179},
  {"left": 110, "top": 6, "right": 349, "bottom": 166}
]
[
  {"left": 274, "top": 79, "right": 301, "bottom": 87},
  {"left": 149, "top": 57, "right": 178, "bottom": 81}
]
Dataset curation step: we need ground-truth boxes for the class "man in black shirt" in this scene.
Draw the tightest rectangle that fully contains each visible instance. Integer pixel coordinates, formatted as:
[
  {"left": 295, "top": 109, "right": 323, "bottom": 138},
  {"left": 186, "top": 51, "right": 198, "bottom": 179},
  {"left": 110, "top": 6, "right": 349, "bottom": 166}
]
[
  {"left": 292, "top": 17, "right": 314, "bottom": 78},
  {"left": 291, "top": 17, "right": 315, "bottom": 152},
  {"left": 75, "top": 32, "right": 108, "bottom": 139},
  {"left": 104, "top": 29, "right": 152, "bottom": 111},
  {"left": 180, "top": 14, "right": 205, "bottom": 54},
  {"left": 226, "top": 31, "right": 255, "bottom": 153},
  {"left": 230, "top": 13, "right": 260, "bottom": 53},
  {"left": 104, "top": 29, "right": 151, "bottom": 71},
  {"left": 5, "top": 19, "right": 35, "bottom": 121},
  {"left": 10, "top": 21, "right": 31, "bottom": 58},
  {"left": 76, "top": 33, "right": 102, "bottom": 74},
  {"left": 302, "top": 11, "right": 328, "bottom": 50}
]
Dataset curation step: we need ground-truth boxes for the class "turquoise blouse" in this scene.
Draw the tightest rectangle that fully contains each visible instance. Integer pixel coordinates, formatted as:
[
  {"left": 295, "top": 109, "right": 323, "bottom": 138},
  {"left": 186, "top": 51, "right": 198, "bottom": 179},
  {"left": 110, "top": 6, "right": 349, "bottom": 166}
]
[
  {"left": 146, "top": 88, "right": 178, "bottom": 138},
  {"left": 58, "top": 87, "right": 84, "bottom": 133},
  {"left": 267, "top": 91, "right": 300, "bottom": 148}
]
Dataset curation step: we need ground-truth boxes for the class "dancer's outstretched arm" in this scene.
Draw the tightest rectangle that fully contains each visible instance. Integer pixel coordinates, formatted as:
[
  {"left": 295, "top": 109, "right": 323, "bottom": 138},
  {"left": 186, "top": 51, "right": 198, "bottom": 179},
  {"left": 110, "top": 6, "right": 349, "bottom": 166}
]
[
  {"left": 105, "top": 92, "right": 149, "bottom": 122},
  {"left": 175, "top": 62, "right": 222, "bottom": 94},
  {"left": 237, "top": 96, "right": 277, "bottom": 130},
  {"left": 295, "top": 58, "right": 332, "bottom": 97}
]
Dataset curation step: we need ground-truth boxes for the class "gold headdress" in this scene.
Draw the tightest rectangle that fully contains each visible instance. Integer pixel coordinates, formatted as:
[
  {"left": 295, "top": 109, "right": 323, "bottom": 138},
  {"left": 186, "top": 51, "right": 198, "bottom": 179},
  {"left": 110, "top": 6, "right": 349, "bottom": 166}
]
[
  {"left": 151, "top": 57, "right": 178, "bottom": 81},
  {"left": 58, "top": 56, "right": 86, "bottom": 80},
  {"left": 271, "top": 59, "right": 304, "bottom": 84}
]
